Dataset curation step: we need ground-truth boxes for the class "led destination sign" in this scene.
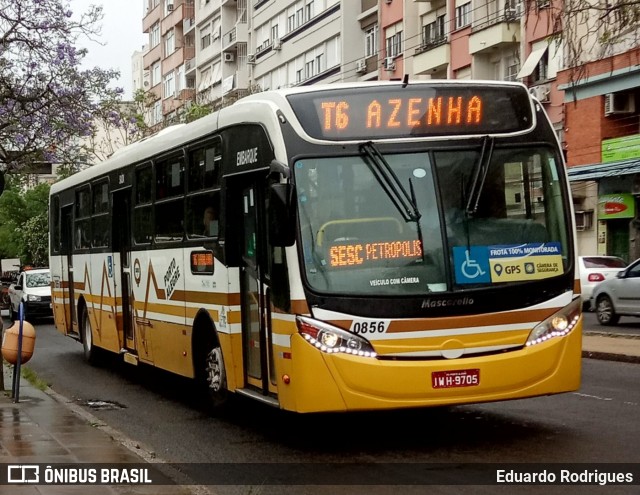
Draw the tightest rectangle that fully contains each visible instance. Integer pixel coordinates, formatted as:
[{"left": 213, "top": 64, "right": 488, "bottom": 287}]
[
  {"left": 329, "top": 239, "right": 423, "bottom": 268},
  {"left": 287, "top": 84, "right": 534, "bottom": 141}
]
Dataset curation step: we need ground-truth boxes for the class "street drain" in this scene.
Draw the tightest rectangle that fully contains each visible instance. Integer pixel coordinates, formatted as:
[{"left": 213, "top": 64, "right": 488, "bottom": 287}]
[{"left": 85, "top": 399, "right": 126, "bottom": 410}]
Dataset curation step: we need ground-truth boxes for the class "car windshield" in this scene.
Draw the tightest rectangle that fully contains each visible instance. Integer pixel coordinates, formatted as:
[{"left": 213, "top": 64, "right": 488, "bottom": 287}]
[
  {"left": 26, "top": 272, "right": 51, "bottom": 288},
  {"left": 294, "top": 147, "right": 570, "bottom": 296},
  {"left": 583, "top": 257, "right": 627, "bottom": 269}
]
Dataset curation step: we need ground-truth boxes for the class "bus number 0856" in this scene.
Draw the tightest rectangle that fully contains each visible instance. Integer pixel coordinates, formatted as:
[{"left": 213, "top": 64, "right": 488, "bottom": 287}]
[{"left": 352, "top": 321, "right": 385, "bottom": 334}]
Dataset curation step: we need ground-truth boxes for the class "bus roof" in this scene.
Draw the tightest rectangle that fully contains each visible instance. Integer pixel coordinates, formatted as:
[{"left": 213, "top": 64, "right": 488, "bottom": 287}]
[{"left": 50, "top": 80, "right": 530, "bottom": 195}]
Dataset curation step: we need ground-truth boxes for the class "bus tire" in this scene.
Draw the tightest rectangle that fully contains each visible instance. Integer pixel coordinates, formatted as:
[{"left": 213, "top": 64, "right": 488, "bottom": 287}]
[
  {"left": 80, "top": 307, "right": 101, "bottom": 364},
  {"left": 203, "top": 342, "right": 228, "bottom": 411}
]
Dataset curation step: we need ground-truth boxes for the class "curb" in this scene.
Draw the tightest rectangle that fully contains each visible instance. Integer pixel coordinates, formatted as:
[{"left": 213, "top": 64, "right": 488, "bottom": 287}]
[{"left": 581, "top": 350, "right": 640, "bottom": 364}]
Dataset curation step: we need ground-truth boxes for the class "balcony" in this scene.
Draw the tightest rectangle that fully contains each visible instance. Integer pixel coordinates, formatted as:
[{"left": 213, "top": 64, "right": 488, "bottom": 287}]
[
  {"left": 185, "top": 58, "right": 197, "bottom": 77},
  {"left": 222, "top": 70, "right": 248, "bottom": 96},
  {"left": 222, "top": 22, "right": 248, "bottom": 52},
  {"left": 143, "top": 44, "right": 162, "bottom": 70},
  {"left": 469, "top": 14, "right": 521, "bottom": 54},
  {"left": 162, "top": 45, "right": 195, "bottom": 73},
  {"left": 162, "top": 3, "right": 185, "bottom": 35},
  {"left": 183, "top": 17, "right": 196, "bottom": 34},
  {"left": 143, "top": 3, "right": 162, "bottom": 33},
  {"left": 414, "top": 41, "right": 450, "bottom": 75}
]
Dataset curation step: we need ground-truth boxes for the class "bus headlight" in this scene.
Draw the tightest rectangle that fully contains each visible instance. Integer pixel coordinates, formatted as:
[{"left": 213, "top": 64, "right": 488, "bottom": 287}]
[
  {"left": 296, "top": 316, "right": 377, "bottom": 358},
  {"left": 526, "top": 297, "right": 581, "bottom": 347}
]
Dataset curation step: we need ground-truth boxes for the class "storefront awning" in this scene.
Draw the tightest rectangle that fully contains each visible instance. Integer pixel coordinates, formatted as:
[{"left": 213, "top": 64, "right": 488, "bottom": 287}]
[
  {"left": 567, "top": 158, "right": 640, "bottom": 181},
  {"left": 517, "top": 45, "right": 548, "bottom": 79}
]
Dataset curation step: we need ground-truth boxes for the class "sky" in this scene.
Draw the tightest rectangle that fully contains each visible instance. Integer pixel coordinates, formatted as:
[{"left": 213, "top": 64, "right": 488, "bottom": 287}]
[{"left": 71, "top": 0, "right": 148, "bottom": 99}]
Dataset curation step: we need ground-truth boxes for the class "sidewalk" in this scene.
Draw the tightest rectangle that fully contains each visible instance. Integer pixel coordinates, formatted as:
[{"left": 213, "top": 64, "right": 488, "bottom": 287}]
[
  {"left": 0, "top": 329, "right": 639, "bottom": 494},
  {"left": 0, "top": 369, "right": 207, "bottom": 494}
]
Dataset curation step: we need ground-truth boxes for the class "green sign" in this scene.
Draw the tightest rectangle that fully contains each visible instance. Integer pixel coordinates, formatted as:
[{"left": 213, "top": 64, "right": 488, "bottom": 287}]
[
  {"left": 601, "top": 134, "right": 640, "bottom": 163},
  {"left": 598, "top": 193, "right": 636, "bottom": 219}
]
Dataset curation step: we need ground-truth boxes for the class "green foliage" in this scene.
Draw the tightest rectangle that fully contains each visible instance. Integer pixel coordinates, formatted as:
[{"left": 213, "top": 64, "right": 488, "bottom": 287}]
[
  {"left": 184, "top": 102, "right": 212, "bottom": 123},
  {"left": 0, "top": 178, "right": 50, "bottom": 265}
]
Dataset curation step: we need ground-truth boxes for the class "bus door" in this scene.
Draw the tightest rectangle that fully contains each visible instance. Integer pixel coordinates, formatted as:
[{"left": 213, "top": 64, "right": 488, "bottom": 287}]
[
  {"left": 240, "top": 181, "right": 276, "bottom": 396},
  {"left": 60, "top": 205, "right": 76, "bottom": 335},
  {"left": 112, "top": 190, "right": 134, "bottom": 353}
]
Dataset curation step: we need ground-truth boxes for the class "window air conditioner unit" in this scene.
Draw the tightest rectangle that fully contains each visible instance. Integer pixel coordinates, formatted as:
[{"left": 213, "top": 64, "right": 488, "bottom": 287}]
[
  {"left": 574, "top": 210, "right": 593, "bottom": 231},
  {"left": 530, "top": 85, "right": 549, "bottom": 102},
  {"left": 604, "top": 93, "right": 636, "bottom": 116},
  {"left": 273, "top": 38, "right": 282, "bottom": 50},
  {"left": 223, "top": 52, "right": 235, "bottom": 62},
  {"left": 384, "top": 57, "right": 396, "bottom": 71},
  {"left": 167, "top": 3, "right": 174, "bottom": 11},
  {"left": 356, "top": 58, "right": 367, "bottom": 74}
]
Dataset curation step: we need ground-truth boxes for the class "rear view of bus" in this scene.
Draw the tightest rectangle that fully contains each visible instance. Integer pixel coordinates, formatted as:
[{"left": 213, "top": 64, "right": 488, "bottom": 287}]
[{"left": 268, "top": 81, "right": 581, "bottom": 412}]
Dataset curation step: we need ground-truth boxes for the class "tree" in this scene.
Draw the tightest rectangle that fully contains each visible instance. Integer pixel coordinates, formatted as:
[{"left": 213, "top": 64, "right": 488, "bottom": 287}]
[
  {"left": 0, "top": 0, "right": 123, "bottom": 173},
  {"left": 524, "top": 0, "right": 640, "bottom": 80},
  {"left": 0, "top": 177, "right": 49, "bottom": 265}
]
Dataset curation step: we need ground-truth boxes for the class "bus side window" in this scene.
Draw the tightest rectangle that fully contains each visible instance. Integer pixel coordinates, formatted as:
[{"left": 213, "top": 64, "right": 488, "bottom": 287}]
[{"left": 134, "top": 165, "right": 153, "bottom": 245}]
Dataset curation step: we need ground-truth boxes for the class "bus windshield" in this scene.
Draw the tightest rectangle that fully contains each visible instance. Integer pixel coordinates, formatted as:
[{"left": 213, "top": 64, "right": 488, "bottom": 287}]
[{"left": 294, "top": 146, "right": 569, "bottom": 296}]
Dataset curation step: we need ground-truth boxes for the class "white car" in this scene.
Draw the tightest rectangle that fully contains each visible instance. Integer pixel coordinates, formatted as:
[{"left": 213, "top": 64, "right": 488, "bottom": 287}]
[
  {"left": 592, "top": 257, "right": 640, "bottom": 325},
  {"left": 8, "top": 268, "right": 52, "bottom": 321},
  {"left": 578, "top": 256, "right": 627, "bottom": 309}
]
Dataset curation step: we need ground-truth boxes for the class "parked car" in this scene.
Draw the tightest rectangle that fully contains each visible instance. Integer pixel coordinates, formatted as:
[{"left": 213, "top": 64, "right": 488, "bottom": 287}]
[
  {"left": 591, "top": 257, "right": 640, "bottom": 325},
  {"left": 578, "top": 255, "right": 627, "bottom": 309},
  {"left": 8, "top": 268, "right": 52, "bottom": 320}
]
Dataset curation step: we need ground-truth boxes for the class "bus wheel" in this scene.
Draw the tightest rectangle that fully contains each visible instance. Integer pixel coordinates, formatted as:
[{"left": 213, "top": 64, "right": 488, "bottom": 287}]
[
  {"left": 204, "top": 344, "right": 228, "bottom": 410},
  {"left": 80, "top": 308, "right": 101, "bottom": 364}
]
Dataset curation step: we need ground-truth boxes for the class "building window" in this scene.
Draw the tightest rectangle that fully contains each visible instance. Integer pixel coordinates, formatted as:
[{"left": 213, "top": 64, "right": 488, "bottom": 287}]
[
  {"left": 288, "top": 14, "right": 295, "bottom": 33},
  {"left": 153, "top": 100, "right": 162, "bottom": 124},
  {"left": 505, "top": 62, "right": 519, "bottom": 81},
  {"left": 422, "top": 15, "right": 446, "bottom": 47},
  {"left": 305, "top": 60, "right": 314, "bottom": 79},
  {"left": 164, "top": 71, "right": 175, "bottom": 99},
  {"left": 150, "top": 22, "right": 160, "bottom": 47},
  {"left": 386, "top": 32, "right": 402, "bottom": 58},
  {"left": 456, "top": 2, "right": 471, "bottom": 29},
  {"left": 305, "top": 1, "right": 314, "bottom": 21},
  {"left": 165, "top": 29, "right": 175, "bottom": 56},
  {"left": 152, "top": 61, "right": 161, "bottom": 86},
  {"left": 532, "top": 52, "right": 549, "bottom": 82},
  {"left": 296, "top": 68, "right": 304, "bottom": 83},
  {"left": 365, "top": 24, "right": 378, "bottom": 57},
  {"left": 271, "top": 24, "right": 279, "bottom": 42},
  {"left": 201, "top": 25, "right": 211, "bottom": 50}
]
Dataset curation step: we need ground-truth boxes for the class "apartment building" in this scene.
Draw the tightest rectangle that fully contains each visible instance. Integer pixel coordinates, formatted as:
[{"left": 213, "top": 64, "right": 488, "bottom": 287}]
[
  {"left": 142, "top": 0, "right": 196, "bottom": 128},
  {"left": 194, "top": 0, "right": 250, "bottom": 107},
  {"left": 250, "top": 0, "right": 354, "bottom": 91}
]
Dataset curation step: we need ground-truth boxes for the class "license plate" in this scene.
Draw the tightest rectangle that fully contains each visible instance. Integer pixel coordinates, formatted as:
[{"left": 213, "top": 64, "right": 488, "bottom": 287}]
[{"left": 432, "top": 369, "right": 480, "bottom": 389}]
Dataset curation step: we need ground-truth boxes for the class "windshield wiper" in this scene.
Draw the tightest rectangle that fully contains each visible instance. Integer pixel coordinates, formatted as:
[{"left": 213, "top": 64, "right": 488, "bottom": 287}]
[
  {"left": 465, "top": 135, "right": 495, "bottom": 216},
  {"left": 359, "top": 142, "right": 421, "bottom": 223}
]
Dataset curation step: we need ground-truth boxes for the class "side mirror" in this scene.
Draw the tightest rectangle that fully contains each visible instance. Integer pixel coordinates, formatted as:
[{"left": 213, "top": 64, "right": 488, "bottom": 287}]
[
  {"left": 616, "top": 271, "right": 625, "bottom": 278},
  {"left": 268, "top": 182, "right": 296, "bottom": 247},
  {"left": 14, "top": 285, "right": 22, "bottom": 291}
]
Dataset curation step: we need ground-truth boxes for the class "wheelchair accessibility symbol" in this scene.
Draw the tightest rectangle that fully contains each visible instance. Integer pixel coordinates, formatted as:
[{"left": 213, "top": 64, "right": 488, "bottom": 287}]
[{"left": 453, "top": 247, "right": 491, "bottom": 284}]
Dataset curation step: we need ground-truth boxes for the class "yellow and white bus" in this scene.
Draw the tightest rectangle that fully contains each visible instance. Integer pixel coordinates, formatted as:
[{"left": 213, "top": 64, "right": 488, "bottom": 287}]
[{"left": 49, "top": 81, "right": 582, "bottom": 413}]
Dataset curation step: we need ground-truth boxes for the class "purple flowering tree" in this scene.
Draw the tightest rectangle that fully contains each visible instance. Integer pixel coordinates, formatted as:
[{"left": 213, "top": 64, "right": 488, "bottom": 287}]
[{"left": 0, "top": 0, "right": 132, "bottom": 175}]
